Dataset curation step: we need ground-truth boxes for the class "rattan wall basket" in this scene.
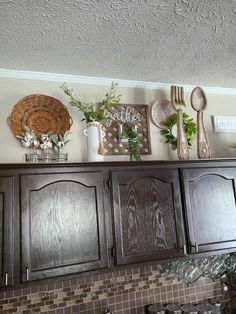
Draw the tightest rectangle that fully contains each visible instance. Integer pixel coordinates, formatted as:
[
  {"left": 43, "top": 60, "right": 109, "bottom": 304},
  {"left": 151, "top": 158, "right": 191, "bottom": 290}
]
[{"left": 7, "top": 94, "right": 73, "bottom": 138}]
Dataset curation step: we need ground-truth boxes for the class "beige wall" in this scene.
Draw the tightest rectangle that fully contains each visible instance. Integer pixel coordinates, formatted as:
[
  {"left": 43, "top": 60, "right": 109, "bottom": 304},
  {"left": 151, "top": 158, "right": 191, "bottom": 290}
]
[{"left": 1, "top": 77, "right": 236, "bottom": 163}]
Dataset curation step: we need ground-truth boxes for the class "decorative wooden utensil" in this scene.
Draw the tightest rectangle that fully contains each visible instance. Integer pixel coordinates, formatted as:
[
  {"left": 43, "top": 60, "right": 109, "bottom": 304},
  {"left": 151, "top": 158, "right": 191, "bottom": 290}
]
[
  {"left": 151, "top": 99, "right": 176, "bottom": 128},
  {"left": 171, "top": 85, "right": 189, "bottom": 160},
  {"left": 190, "top": 87, "right": 210, "bottom": 159}
]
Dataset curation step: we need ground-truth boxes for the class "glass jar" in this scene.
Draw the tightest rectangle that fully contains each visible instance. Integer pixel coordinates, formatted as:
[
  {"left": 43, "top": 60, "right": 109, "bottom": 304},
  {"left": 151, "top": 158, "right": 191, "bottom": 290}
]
[
  {"left": 147, "top": 303, "right": 166, "bottom": 314},
  {"left": 197, "top": 304, "right": 212, "bottom": 314},
  {"left": 166, "top": 303, "right": 182, "bottom": 314},
  {"left": 42, "top": 148, "right": 53, "bottom": 162},
  {"left": 209, "top": 300, "right": 222, "bottom": 314},
  {"left": 25, "top": 148, "right": 39, "bottom": 162},
  {"left": 182, "top": 304, "right": 198, "bottom": 314},
  {"left": 56, "top": 147, "right": 68, "bottom": 162}
]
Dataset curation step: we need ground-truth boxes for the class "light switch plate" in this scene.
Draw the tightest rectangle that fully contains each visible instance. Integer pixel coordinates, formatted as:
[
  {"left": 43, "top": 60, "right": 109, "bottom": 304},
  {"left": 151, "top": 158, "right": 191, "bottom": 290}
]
[{"left": 213, "top": 116, "right": 236, "bottom": 133}]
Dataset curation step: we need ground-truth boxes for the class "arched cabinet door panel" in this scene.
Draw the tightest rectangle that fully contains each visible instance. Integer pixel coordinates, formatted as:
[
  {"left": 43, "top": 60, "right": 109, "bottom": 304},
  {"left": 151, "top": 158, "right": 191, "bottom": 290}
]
[
  {"left": 21, "top": 171, "right": 108, "bottom": 282},
  {"left": 181, "top": 167, "right": 236, "bottom": 253},
  {"left": 0, "top": 177, "right": 14, "bottom": 287},
  {"left": 111, "top": 168, "right": 186, "bottom": 265}
]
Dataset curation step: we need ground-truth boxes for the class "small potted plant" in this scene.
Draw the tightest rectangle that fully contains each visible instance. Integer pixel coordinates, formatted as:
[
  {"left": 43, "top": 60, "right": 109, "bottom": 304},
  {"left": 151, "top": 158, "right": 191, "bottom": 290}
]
[
  {"left": 61, "top": 82, "right": 121, "bottom": 161},
  {"left": 160, "top": 113, "right": 197, "bottom": 159}
]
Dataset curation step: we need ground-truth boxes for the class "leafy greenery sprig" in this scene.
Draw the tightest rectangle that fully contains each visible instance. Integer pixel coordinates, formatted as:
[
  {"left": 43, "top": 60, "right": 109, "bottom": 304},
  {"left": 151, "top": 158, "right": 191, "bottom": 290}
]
[
  {"left": 161, "top": 113, "right": 197, "bottom": 149},
  {"left": 127, "top": 128, "right": 141, "bottom": 161},
  {"left": 50, "top": 131, "right": 71, "bottom": 149},
  {"left": 16, "top": 126, "right": 71, "bottom": 151},
  {"left": 61, "top": 82, "right": 121, "bottom": 124}
]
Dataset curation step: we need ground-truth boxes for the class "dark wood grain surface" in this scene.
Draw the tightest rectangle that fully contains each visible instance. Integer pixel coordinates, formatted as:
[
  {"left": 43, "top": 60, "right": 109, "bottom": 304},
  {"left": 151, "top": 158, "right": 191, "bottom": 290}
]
[
  {"left": 112, "top": 168, "right": 185, "bottom": 265},
  {"left": 0, "top": 160, "right": 236, "bottom": 288},
  {"left": 0, "top": 192, "right": 3, "bottom": 277},
  {"left": 182, "top": 167, "right": 236, "bottom": 253},
  {"left": 0, "top": 177, "right": 14, "bottom": 287},
  {"left": 21, "top": 172, "right": 108, "bottom": 281},
  {"left": 120, "top": 177, "right": 176, "bottom": 253}
]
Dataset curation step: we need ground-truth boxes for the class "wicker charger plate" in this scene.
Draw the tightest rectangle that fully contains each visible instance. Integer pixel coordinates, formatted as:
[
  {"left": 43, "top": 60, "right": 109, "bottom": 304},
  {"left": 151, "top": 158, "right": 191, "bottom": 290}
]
[{"left": 8, "top": 94, "right": 73, "bottom": 139}]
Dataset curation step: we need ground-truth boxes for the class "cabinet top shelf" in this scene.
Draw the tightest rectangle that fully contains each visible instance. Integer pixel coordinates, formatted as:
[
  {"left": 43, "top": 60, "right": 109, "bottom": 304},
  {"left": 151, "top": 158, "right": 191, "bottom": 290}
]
[{"left": 0, "top": 158, "right": 236, "bottom": 169}]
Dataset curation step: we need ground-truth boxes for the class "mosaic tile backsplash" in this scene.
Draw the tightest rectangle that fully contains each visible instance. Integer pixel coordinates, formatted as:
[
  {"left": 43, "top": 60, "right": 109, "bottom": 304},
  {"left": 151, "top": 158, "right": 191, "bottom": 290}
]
[{"left": 0, "top": 265, "right": 232, "bottom": 314}]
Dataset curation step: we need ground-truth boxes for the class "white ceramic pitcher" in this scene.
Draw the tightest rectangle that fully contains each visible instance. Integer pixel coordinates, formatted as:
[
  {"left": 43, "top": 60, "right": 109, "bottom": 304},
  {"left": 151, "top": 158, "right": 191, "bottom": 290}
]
[{"left": 84, "top": 122, "right": 105, "bottom": 162}]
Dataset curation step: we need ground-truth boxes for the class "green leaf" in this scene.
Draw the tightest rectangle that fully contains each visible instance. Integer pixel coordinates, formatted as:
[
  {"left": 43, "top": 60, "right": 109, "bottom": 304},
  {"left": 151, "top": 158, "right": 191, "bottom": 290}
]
[
  {"left": 61, "top": 82, "right": 121, "bottom": 123},
  {"left": 50, "top": 134, "right": 59, "bottom": 144},
  {"left": 160, "top": 111, "right": 197, "bottom": 148},
  {"left": 160, "top": 129, "right": 169, "bottom": 135}
]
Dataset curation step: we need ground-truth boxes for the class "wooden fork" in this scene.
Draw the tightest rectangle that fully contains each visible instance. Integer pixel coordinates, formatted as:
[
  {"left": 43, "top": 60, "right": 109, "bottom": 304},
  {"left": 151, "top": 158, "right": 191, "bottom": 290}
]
[{"left": 171, "top": 85, "right": 189, "bottom": 160}]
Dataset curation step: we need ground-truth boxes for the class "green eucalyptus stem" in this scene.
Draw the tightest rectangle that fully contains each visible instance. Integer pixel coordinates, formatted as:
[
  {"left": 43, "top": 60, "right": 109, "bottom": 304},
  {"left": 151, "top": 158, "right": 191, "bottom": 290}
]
[{"left": 60, "top": 82, "right": 121, "bottom": 124}]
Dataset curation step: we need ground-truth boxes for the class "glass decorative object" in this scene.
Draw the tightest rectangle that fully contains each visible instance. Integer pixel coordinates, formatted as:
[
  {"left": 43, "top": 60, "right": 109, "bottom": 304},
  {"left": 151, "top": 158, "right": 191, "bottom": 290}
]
[
  {"left": 25, "top": 148, "right": 39, "bottom": 162},
  {"left": 42, "top": 148, "right": 53, "bottom": 162},
  {"left": 55, "top": 147, "right": 68, "bottom": 162},
  {"left": 161, "top": 253, "right": 235, "bottom": 285}
]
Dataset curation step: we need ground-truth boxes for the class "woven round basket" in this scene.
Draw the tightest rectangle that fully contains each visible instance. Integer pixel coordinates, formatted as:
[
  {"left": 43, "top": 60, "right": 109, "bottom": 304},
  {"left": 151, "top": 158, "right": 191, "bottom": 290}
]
[{"left": 7, "top": 94, "right": 73, "bottom": 139}]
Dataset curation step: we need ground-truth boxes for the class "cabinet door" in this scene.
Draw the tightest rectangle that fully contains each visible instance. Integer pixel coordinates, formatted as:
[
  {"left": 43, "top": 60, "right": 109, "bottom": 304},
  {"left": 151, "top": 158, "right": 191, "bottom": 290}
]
[
  {"left": 112, "top": 168, "right": 185, "bottom": 265},
  {"left": 0, "top": 177, "right": 14, "bottom": 287},
  {"left": 21, "top": 171, "right": 108, "bottom": 281},
  {"left": 181, "top": 167, "right": 236, "bottom": 253}
]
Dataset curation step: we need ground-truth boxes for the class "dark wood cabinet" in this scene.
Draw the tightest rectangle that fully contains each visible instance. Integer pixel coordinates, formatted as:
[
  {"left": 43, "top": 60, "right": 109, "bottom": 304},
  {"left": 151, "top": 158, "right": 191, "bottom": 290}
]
[
  {"left": 0, "top": 176, "right": 14, "bottom": 287},
  {"left": 20, "top": 171, "right": 108, "bottom": 281},
  {"left": 111, "top": 168, "right": 186, "bottom": 265},
  {"left": 181, "top": 167, "right": 236, "bottom": 253},
  {"left": 0, "top": 159, "right": 236, "bottom": 288}
]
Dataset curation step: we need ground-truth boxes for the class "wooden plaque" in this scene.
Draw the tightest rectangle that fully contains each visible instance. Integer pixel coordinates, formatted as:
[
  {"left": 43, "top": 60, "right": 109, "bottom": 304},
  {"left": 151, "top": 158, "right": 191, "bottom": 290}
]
[{"left": 99, "top": 103, "right": 151, "bottom": 155}]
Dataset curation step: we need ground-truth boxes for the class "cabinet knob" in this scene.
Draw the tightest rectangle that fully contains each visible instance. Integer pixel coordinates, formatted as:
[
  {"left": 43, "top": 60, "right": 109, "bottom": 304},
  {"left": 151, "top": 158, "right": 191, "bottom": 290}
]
[{"left": 5, "top": 272, "right": 8, "bottom": 286}]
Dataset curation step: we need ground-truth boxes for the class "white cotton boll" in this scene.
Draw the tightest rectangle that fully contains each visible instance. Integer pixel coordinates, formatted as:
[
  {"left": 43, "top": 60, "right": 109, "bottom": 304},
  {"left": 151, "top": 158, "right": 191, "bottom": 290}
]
[
  {"left": 33, "top": 140, "right": 39, "bottom": 148},
  {"left": 22, "top": 140, "right": 31, "bottom": 148},
  {"left": 40, "top": 143, "right": 46, "bottom": 150},
  {"left": 25, "top": 133, "right": 34, "bottom": 141},
  {"left": 41, "top": 134, "right": 48, "bottom": 141}
]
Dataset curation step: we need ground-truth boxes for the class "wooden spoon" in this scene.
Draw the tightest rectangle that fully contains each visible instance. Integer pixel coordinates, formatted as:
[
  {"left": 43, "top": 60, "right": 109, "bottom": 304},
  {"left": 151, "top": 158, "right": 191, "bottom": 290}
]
[{"left": 190, "top": 87, "right": 211, "bottom": 159}]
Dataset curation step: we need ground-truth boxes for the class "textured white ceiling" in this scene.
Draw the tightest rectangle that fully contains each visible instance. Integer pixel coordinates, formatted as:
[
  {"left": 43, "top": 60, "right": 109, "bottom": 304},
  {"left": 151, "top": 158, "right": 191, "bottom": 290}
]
[{"left": 1, "top": 0, "right": 236, "bottom": 88}]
